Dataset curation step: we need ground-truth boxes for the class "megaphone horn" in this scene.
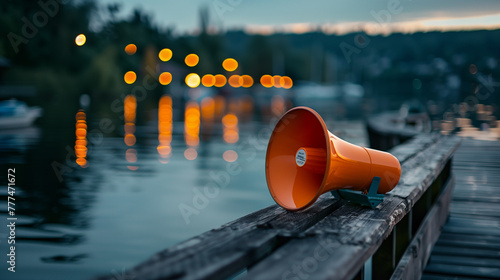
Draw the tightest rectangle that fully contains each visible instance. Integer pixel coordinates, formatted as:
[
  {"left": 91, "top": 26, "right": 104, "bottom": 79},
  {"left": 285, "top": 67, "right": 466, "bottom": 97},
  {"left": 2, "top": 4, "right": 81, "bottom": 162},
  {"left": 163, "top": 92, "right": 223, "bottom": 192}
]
[{"left": 265, "top": 106, "right": 401, "bottom": 211}]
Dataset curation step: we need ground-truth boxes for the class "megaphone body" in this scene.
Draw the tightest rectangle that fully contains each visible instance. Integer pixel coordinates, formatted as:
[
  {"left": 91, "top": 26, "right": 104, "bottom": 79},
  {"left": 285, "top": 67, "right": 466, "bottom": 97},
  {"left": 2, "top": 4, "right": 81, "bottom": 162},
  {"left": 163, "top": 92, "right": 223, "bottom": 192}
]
[{"left": 266, "top": 106, "right": 401, "bottom": 211}]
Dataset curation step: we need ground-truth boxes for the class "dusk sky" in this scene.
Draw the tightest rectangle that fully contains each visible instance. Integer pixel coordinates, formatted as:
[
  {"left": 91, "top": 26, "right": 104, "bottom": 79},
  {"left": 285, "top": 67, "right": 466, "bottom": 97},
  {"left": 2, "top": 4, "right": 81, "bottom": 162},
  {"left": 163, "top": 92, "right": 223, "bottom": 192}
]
[{"left": 100, "top": 0, "right": 500, "bottom": 34}]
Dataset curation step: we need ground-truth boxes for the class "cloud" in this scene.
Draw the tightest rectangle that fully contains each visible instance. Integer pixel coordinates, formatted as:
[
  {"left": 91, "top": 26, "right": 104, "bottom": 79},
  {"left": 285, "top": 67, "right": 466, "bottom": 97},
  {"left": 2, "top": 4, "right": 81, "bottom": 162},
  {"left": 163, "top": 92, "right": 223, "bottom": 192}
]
[{"left": 101, "top": 0, "right": 500, "bottom": 34}]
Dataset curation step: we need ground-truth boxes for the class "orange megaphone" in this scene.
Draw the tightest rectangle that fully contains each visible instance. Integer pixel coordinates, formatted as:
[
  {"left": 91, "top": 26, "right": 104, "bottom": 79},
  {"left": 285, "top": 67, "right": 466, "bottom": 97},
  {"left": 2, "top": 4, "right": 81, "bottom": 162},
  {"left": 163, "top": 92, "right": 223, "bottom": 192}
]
[{"left": 265, "top": 106, "right": 401, "bottom": 211}]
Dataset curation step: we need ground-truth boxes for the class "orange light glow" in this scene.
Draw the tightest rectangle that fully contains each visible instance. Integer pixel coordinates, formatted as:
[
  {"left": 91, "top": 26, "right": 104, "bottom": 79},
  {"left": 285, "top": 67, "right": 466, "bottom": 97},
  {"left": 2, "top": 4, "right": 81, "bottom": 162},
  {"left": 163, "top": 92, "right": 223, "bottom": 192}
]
[
  {"left": 222, "top": 58, "right": 238, "bottom": 72},
  {"left": 158, "top": 95, "right": 173, "bottom": 161},
  {"left": 201, "top": 97, "right": 215, "bottom": 122},
  {"left": 76, "top": 158, "right": 87, "bottom": 167},
  {"left": 126, "top": 149, "right": 137, "bottom": 163},
  {"left": 76, "top": 111, "right": 86, "bottom": 121},
  {"left": 222, "top": 113, "right": 239, "bottom": 144},
  {"left": 75, "top": 139, "right": 87, "bottom": 146},
  {"left": 222, "top": 113, "right": 238, "bottom": 127},
  {"left": 185, "top": 54, "right": 199, "bottom": 67},
  {"left": 76, "top": 122, "right": 87, "bottom": 130},
  {"left": 185, "top": 101, "right": 200, "bottom": 147},
  {"left": 125, "top": 44, "right": 137, "bottom": 55},
  {"left": 240, "top": 75, "right": 254, "bottom": 88},
  {"left": 76, "top": 128, "right": 87, "bottom": 138},
  {"left": 184, "top": 148, "right": 198, "bottom": 160},
  {"left": 75, "top": 109, "right": 88, "bottom": 167},
  {"left": 124, "top": 134, "right": 136, "bottom": 146},
  {"left": 159, "top": 72, "right": 172, "bottom": 85},
  {"left": 75, "top": 34, "right": 86, "bottom": 46},
  {"left": 127, "top": 166, "right": 139, "bottom": 171},
  {"left": 223, "top": 150, "right": 238, "bottom": 162},
  {"left": 185, "top": 73, "right": 201, "bottom": 88},
  {"left": 280, "top": 76, "right": 293, "bottom": 89},
  {"left": 202, "top": 74, "right": 215, "bottom": 87},
  {"left": 228, "top": 75, "right": 241, "bottom": 88},
  {"left": 124, "top": 123, "right": 135, "bottom": 134},
  {"left": 214, "top": 74, "right": 227, "bottom": 87},
  {"left": 214, "top": 95, "right": 226, "bottom": 118},
  {"left": 273, "top": 75, "right": 282, "bottom": 88},
  {"left": 124, "top": 71, "right": 137, "bottom": 84},
  {"left": 260, "top": 75, "right": 274, "bottom": 88},
  {"left": 271, "top": 95, "right": 285, "bottom": 116},
  {"left": 124, "top": 95, "right": 137, "bottom": 123},
  {"left": 159, "top": 48, "right": 173, "bottom": 61}
]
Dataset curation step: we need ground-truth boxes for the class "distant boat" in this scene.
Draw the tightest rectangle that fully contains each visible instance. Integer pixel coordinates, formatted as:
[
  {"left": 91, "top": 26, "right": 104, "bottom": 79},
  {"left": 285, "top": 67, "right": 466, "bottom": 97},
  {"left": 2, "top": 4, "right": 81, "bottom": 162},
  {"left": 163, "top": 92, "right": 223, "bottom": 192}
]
[{"left": 0, "top": 99, "right": 42, "bottom": 129}]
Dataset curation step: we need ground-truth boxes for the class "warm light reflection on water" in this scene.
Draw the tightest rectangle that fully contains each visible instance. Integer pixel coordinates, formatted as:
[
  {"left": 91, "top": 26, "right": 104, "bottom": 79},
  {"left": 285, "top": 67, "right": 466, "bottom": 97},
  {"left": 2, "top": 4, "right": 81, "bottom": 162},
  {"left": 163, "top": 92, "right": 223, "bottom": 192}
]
[
  {"left": 184, "top": 101, "right": 200, "bottom": 159},
  {"left": 223, "top": 150, "right": 238, "bottom": 162},
  {"left": 75, "top": 109, "right": 88, "bottom": 167},
  {"left": 222, "top": 113, "right": 239, "bottom": 144},
  {"left": 158, "top": 95, "right": 173, "bottom": 163},
  {"left": 124, "top": 95, "right": 138, "bottom": 170}
]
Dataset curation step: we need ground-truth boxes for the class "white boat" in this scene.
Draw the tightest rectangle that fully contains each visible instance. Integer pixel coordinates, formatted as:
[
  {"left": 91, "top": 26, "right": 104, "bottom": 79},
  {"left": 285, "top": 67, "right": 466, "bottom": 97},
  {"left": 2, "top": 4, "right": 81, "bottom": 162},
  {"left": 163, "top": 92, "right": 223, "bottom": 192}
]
[{"left": 0, "top": 99, "right": 42, "bottom": 129}]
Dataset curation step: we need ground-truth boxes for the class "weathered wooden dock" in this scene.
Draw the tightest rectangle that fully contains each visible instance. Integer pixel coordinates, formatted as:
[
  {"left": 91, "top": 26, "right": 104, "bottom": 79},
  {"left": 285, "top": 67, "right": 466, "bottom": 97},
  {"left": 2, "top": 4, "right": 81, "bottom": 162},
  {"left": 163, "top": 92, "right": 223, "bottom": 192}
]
[
  {"left": 421, "top": 139, "right": 500, "bottom": 279},
  {"left": 95, "top": 132, "right": 462, "bottom": 280}
]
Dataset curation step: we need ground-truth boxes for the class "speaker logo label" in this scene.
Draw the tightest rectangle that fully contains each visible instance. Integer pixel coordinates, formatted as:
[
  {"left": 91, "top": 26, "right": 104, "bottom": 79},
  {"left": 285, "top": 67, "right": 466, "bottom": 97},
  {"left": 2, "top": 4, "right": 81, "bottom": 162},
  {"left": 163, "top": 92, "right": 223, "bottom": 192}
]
[{"left": 296, "top": 149, "right": 306, "bottom": 167}]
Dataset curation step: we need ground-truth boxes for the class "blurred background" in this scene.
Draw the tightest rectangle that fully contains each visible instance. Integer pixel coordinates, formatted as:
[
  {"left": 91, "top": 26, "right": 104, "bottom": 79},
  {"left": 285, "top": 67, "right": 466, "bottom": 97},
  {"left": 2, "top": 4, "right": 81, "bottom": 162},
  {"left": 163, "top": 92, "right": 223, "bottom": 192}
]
[{"left": 0, "top": 0, "right": 499, "bottom": 279}]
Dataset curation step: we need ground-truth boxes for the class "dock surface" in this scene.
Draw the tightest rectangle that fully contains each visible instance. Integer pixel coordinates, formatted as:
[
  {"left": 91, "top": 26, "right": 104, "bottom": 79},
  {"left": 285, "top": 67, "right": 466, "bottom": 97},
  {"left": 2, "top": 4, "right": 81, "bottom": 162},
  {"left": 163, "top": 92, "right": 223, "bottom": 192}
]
[{"left": 422, "top": 139, "right": 500, "bottom": 279}]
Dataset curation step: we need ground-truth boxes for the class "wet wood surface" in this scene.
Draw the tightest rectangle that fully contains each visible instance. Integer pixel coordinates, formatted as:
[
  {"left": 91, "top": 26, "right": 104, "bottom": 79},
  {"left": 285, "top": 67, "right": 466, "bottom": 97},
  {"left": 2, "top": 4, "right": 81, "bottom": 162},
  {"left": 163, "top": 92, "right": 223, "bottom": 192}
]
[{"left": 421, "top": 139, "right": 500, "bottom": 280}]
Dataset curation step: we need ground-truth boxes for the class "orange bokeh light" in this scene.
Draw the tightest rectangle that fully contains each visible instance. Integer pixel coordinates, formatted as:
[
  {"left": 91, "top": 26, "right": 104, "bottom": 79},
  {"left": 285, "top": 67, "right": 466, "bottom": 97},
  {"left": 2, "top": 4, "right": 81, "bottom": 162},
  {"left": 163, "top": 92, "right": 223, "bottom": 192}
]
[
  {"left": 159, "top": 72, "right": 172, "bottom": 85},
  {"left": 201, "top": 97, "right": 215, "bottom": 122},
  {"left": 222, "top": 113, "right": 238, "bottom": 127},
  {"left": 158, "top": 95, "right": 173, "bottom": 160},
  {"left": 126, "top": 149, "right": 138, "bottom": 163},
  {"left": 75, "top": 109, "right": 88, "bottom": 167},
  {"left": 222, "top": 113, "right": 239, "bottom": 144},
  {"left": 185, "top": 54, "right": 199, "bottom": 67},
  {"left": 125, "top": 44, "right": 137, "bottom": 55},
  {"left": 260, "top": 75, "right": 274, "bottom": 88},
  {"left": 185, "top": 73, "right": 201, "bottom": 88},
  {"left": 228, "top": 75, "right": 241, "bottom": 88},
  {"left": 76, "top": 128, "right": 86, "bottom": 138},
  {"left": 222, "top": 58, "right": 238, "bottom": 72},
  {"left": 75, "top": 34, "right": 86, "bottom": 46},
  {"left": 76, "top": 158, "right": 87, "bottom": 167},
  {"left": 124, "top": 134, "right": 136, "bottom": 146},
  {"left": 273, "top": 75, "right": 282, "bottom": 88},
  {"left": 184, "top": 148, "right": 198, "bottom": 160},
  {"left": 240, "top": 75, "right": 254, "bottom": 88},
  {"left": 214, "top": 74, "right": 227, "bottom": 87},
  {"left": 280, "top": 76, "right": 293, "bottom": 89},
  {"left": 124, "top": 95, "right": 137, "bottom": 123},
  {"left": 202, "top": 74, "right": 215, "bottom": 87},
  {"left": 159, "top": 48, "right": 173, "bottom": 61},
  {"left": 185, "top": 101, "right": 200, "bottom": 147},
  {"left": 124, "top": 71, "right": 137, "bottom": 84},
  {"left": 223, "top": 150, "right": 238, "bottom": 162}
]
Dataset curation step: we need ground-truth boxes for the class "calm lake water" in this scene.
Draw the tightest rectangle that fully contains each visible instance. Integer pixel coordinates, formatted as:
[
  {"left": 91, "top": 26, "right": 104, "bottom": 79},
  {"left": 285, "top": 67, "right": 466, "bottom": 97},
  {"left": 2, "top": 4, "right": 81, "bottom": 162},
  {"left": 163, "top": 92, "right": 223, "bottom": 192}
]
[{"left": 0, "top": 104, "right": 367, "bottom": 280}]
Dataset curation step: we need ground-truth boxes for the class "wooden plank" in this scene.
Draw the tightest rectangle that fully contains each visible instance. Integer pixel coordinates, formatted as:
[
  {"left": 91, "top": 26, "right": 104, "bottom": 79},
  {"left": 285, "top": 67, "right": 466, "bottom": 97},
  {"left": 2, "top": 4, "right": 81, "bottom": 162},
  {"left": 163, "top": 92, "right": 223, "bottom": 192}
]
[
  {"left": 390, "top": 176, "right": 454, "bottom": 280},
  {"left": 421, "top": 274, "right": 489, "bottom": 280},
  {"left": 94, "top": 195, "right": 343, "bottom": 280},
  {"left": 431, "top": 246, "right": 500, "bottom": 259},
  {"left": 424, "top": 263, "right": 500, "bottom": 279},
  {"left": 428, "top": 254, "right": 500, "bottom": 268}
]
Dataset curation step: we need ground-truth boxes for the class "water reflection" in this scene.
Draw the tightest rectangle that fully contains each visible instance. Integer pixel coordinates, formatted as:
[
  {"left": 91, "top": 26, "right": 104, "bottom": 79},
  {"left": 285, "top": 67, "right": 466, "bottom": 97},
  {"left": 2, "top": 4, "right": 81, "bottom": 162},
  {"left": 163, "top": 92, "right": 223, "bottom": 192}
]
[
  {"left": 184, "top": 101, "right": 200, "bottom": 159},
  {"left": 222, "top": 113, "right": 239, "bottom": 144},
  {"left": 124, "top": 95, "right": 138, "bottom": 170},
  {"left": 158, "top": 95, "right": 173, "bottom": 163},
  {"left": 75, "top": 110, "right": 88, "bottom": 168}
]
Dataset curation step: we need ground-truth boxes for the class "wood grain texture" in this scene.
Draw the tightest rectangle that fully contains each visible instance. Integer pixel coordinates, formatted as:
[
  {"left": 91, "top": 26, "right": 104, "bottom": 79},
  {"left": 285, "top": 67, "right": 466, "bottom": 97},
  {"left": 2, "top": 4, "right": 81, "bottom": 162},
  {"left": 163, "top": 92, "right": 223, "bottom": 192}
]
[{"left": 422, "top": 139, "right": 500, "bottom": 279}]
